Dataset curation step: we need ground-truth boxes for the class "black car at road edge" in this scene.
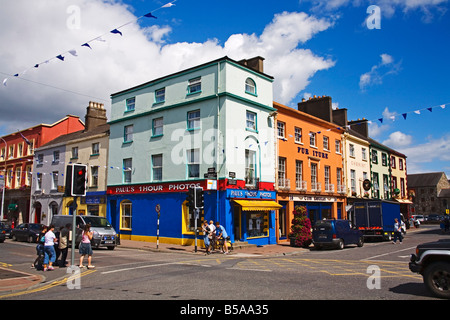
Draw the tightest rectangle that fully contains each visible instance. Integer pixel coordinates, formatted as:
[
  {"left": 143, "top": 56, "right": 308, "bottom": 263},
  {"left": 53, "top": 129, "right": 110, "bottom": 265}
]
[{"left": 409, "top": 239, "right": 450, "bottom": 299}]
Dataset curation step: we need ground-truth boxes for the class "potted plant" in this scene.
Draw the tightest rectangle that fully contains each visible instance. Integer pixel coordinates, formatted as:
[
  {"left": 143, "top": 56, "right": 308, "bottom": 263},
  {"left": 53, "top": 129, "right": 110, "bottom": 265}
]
[{"left": 289, "top": 205, "right": 312, "bottom": 248}]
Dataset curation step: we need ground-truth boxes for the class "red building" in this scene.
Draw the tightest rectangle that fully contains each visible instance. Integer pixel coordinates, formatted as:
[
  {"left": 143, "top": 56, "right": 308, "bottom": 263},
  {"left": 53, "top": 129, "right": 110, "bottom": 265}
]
[{"left": 0, "top": 115, "right": 84, "bottom": 225}]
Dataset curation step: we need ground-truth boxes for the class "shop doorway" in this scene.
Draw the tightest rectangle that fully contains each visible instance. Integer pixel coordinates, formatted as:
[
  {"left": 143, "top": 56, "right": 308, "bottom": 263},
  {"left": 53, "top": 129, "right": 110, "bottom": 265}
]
[
  {"left": 233, "top": 205, "right": 241, "bottom": 241},
  {"left": 34, "top": 202, "right": 42, "bottom": 223},
  {"left": 278, "top": 201, "right": 288, "bottom": 239}
]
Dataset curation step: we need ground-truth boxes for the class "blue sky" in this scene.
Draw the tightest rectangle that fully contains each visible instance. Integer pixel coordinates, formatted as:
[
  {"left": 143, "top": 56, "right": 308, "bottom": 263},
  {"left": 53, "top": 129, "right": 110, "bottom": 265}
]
[{"left": 0, "top": 0, "right": 449, "bottom": 175}]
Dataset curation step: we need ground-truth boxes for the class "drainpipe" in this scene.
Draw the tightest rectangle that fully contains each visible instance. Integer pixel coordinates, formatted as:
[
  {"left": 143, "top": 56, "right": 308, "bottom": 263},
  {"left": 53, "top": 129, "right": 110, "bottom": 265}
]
[{"left": 216, "top": 62, "right": 220, "bottom": 223}]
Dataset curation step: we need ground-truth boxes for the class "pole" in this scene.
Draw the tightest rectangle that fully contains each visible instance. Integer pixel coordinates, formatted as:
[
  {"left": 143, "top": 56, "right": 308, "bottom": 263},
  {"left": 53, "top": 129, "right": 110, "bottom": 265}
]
[
  {"left": 194, "top": 208, "right": 199, "bottom": 252},
  {"left": 70, "top": 196, "right": 77, "bottom": 267},
  {"left": 157, "top": 212, "right": 160, "bottom": 249},
  {"left": 0, "top": 137, "right": 7, "bottom": 222}
]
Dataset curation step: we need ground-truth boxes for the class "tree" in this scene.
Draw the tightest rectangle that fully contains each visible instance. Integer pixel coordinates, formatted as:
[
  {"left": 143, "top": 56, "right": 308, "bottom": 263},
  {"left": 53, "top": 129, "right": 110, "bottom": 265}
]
[{"left": 289, "top": 205, "right": 312, "bottom": 248}]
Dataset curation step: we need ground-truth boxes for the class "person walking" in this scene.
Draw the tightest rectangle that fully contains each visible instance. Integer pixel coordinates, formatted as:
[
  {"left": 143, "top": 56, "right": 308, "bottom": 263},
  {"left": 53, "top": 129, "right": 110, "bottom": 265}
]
[
  {"left": 32, "top": 225, "right": 47, "bottom": 269},
  {"left": 58, "top": 224, "right": 70, "bottom": 267},
  {"left": 202, "top": 220, "right": 211, "bottom": 255},
  {"left": 43, "top": 225, "right": 57, "bottom": 271},
  {"left": 392, "top": 218, "right": 403, "bottom": 244},
  {"left": 79, "top": 224, "right": 95, "bottom": 269},
  {"left": 215, "top": 222, "right": 229, "bottom": 254}
]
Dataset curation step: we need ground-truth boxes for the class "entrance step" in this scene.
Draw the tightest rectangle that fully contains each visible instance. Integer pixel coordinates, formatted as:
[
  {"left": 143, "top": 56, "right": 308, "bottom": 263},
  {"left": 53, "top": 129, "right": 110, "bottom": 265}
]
[{"left": 232, "top": 241, "right": 257, "bottom": 250}]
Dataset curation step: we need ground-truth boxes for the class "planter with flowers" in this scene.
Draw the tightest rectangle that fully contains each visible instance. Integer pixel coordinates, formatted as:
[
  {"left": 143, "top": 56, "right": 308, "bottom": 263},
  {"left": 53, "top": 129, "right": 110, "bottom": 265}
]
[{"left": 289, "top": 205, "right": 312, "bottom": 248}]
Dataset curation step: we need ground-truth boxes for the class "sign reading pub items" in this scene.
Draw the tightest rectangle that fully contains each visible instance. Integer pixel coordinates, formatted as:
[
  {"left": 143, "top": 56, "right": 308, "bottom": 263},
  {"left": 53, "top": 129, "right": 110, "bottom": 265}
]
[{"left": 107, "top": 181, "right": 204, "bottom": 195}]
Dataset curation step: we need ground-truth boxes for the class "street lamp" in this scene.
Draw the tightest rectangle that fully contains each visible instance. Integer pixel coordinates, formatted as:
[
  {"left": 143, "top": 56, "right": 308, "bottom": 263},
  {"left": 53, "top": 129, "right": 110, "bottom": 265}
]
[{"left": 0, "top": 137, "right": 6, "bottom": 221}]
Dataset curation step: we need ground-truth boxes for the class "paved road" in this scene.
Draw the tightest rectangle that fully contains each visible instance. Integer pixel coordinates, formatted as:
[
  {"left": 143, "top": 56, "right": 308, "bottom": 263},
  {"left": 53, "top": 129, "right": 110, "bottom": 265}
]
[{"left": 0, "top": 224, "right": 447, "bottom": 306}]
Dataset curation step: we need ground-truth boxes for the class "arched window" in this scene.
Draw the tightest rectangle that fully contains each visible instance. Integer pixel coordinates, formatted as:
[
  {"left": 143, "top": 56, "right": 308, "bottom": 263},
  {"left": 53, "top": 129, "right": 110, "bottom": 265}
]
[
  {"left": 49, "top": 201, "right": 59, "bottom": 217},
  {"left": 245, "top": 78, "right": 256, "bottom": 96},
  {"left": 120, "top": 200, "right": 132, "bottom": 230}
]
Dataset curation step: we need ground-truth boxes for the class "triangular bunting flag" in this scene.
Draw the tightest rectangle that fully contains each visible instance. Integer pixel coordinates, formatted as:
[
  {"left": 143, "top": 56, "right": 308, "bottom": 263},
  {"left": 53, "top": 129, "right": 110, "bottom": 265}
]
[
  {"left": 402, "top": 113, "right": 407, "bottom": 120},
  {"left": 414, "top": 110, "right": 421, "bottom": 115},
  {"left": 111, "top": 29, "right": 123, "bottom": 36},
  {"left": 378, "top": 118, "right": 383, "bottom": 123},
  {"left": 56, "top": 55, "right": 65, "bottom": 61},
  {"left": 82, "top": 43, "right": 92, "bottom": 49},
  {"left": 144, "top": 12, "right": 157, "bottom": 18},
  {"left": 427, "top": 107, "right": 432, "bottom": 112}
]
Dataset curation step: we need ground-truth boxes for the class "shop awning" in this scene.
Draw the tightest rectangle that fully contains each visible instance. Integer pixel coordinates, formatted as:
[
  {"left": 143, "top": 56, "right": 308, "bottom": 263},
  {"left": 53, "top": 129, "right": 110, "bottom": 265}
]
[{"left": 233, "top": 200, "right": 282, "bottom": 211}]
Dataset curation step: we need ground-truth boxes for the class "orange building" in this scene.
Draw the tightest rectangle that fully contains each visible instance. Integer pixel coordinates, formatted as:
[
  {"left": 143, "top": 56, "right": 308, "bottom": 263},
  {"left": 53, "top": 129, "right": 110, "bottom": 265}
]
[{"left": 274, "top": 98, "right": 347, "bottom": 243}]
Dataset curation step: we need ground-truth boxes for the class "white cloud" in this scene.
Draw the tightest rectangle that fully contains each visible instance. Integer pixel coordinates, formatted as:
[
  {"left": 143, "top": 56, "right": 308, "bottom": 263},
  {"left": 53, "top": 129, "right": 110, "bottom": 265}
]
[
  {"left": 368, "top": 121, "right": 389, "bottom": 138},
  {"left": 382, "top": 131, "right": 413, "bottom": 148},
  {"left": 359, "top": 54, "right": 401, "bottom": 90},
  {"left": 305, "top": 0, "right": 448, "bottom": 19},
  {"left": 397, "top": 134, "right": 450, "bottom": 173},
  {"left": 0, "top": 2, "right": 335, "bottom": 134}
]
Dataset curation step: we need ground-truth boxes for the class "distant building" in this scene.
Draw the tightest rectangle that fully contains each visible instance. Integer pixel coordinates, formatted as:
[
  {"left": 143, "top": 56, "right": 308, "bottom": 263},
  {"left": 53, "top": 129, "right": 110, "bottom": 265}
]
[
  {"left": 30, "top": 102, "right": 109, "bottom": 225},
  {"left": 408, "top": 172, "right": 450, "bottom": 216},
  {"left": 0, "top": 115, "right": 84, "bottom": 225}
]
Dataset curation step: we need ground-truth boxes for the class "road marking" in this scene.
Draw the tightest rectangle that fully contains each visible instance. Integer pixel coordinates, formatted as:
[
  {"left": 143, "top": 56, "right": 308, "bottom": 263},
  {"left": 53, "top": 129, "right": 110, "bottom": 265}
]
[
  {"left": 227, "top": 267, "right": 272, "bottom": 272},
  {"left": 100, "top": 261, "right": 211, "bottom": 275},
  {"left": 0, "top": 269, "right": 96, "bottom": 299},
  {"left": 362, "top": 246, "right": 416, "bottom": 261}
]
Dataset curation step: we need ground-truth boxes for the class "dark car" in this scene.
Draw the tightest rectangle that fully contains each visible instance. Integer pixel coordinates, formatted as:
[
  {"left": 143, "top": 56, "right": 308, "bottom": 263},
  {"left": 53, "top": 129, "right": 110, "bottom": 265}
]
[
  {"left": 313, "top": 219, "right": 364, "bottom": 250},
  {"left": 0, "top": 226, "right": 6, "bottom": 243},
  {"left": 409, "top": 239, "right": 450, "bottom": 299},
  {"left": 11, "top": 223, "right": 45, "bottom": 243},
  {"left": 0, "top": 222, "right": 12, "bottom": 238}
]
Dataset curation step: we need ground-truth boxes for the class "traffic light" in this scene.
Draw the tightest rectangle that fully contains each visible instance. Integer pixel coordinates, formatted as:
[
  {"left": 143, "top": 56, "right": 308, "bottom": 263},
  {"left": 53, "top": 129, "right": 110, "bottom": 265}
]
[
  {"left": 71, "top": 164, "right": 87, "bottom": 196},
  {"left": 195, "top": 187, "right": 204, "bottom": 208},
  {"left": 186, "top": 187, "right": 195, "bottom": 209}
]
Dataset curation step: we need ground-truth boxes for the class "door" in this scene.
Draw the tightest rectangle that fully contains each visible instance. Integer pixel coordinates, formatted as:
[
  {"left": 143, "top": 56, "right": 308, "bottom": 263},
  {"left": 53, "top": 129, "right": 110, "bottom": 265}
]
[
  {"left": 278, "top": 202, "right": 288, "bottom": 240},
  {"left": 233, "top": 205, "right": 241, "bottom": 241}
]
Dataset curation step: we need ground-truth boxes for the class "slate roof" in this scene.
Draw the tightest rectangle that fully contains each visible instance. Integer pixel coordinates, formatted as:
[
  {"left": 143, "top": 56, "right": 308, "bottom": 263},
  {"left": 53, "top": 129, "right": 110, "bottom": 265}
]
[{"left": 407, "top": 172, "right": 446, "bottom": 187}]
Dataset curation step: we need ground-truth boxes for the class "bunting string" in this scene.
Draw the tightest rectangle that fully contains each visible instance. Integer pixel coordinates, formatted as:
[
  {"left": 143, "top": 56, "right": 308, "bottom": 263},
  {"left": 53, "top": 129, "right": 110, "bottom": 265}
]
[
  {"left": 2, "top": 1, "right": 177, "bottom": 87},
  {"left": 305, "top": 101, "right": 449, "bottom": 137}
]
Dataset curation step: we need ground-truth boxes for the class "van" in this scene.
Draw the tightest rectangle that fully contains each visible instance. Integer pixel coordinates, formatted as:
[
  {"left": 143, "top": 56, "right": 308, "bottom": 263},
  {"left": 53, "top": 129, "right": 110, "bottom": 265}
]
[
  {"left": 312, "top": 219, "right": 364, "bottom": 250},
  {"left": 51, "top": 215, "right": 119, "bottom": 250}
]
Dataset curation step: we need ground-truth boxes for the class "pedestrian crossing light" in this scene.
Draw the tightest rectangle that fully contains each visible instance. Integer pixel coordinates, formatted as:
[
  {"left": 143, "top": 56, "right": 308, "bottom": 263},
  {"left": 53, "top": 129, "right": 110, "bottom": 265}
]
[
  {"left": 195, "top": 187, "right": 204, "bottom": 209},
  {"left": 71, "top": 164, "right": 87, "bottom": 196},
  {"left": 186, "top": 187, "right": 195, "bottom": 209}
]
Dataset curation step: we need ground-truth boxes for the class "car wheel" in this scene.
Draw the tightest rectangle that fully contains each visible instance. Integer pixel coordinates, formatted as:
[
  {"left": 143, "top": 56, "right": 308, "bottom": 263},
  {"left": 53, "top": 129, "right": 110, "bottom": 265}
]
[
  {"left": 12, "top": 234, "right": 17, "bottom": 241},
  {"left": 357, "top": 237, "right": 364, "bottom": 247},
  {"left": 337, "top": 239, "right": 344, "bottom": 250},
  {"left": 423, "top": 262, "right": 450, "bottom": 299},
  {"left": 28, "top": 235, "right": 34, "bottom": 243}
]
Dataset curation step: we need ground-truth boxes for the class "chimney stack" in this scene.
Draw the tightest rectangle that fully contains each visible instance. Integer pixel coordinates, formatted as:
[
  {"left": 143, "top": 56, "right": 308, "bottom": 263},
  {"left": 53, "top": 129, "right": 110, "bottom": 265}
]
[
  {"left": 348, "top": 118, "right": 369, "bottom": 138},
  {"left": 298, "top": 95, "right": 333, "bottom": 122},
  {"left": 238, "top": 56, "right": 265, "bottom": 73},
  {"left": 85, "top": 101, "right": 107, "bottom": 131}
]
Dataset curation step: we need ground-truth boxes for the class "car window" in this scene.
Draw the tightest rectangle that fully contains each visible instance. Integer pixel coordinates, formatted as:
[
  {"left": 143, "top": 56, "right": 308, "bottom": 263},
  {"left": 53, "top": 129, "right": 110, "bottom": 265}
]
[
  {"left": 314, "top": 221, "right": 332, "bottom": 231},
  {"left": 82, "top": 217, "right": 111, "bottom": 228}
]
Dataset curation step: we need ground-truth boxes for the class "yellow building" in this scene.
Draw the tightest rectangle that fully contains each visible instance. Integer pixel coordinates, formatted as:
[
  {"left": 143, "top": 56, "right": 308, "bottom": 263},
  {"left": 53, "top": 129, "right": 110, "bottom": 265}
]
[{"left": 62, "top": 102, "right": 109, "bottom": 217}]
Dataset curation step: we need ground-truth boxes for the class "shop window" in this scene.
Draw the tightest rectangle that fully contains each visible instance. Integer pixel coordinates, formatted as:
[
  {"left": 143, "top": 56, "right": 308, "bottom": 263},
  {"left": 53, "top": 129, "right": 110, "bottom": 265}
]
[
  {"left": 182, "top": 200, "right": 203, "bottom": 234},
  {"left": 247, "top": 211, "right": 269, "bottom": 238},
  {"left": 120, "top": 200, "right": 132, "bottom": 230}
]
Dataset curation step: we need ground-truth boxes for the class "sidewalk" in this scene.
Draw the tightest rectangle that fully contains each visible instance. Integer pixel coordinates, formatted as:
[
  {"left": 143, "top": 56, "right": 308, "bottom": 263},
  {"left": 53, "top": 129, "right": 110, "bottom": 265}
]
[{"left": 119, "top": 239, "right": 308, "bottom": 257}]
